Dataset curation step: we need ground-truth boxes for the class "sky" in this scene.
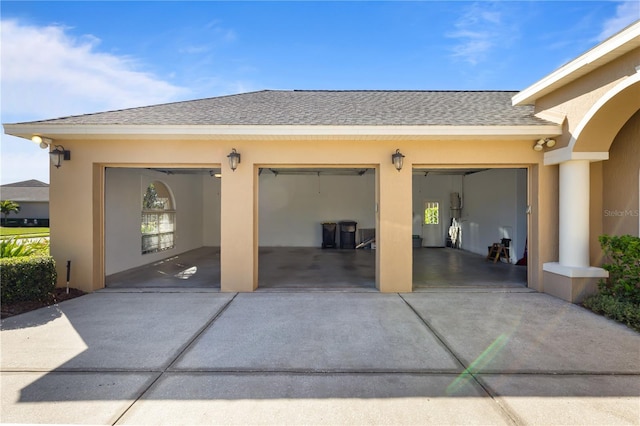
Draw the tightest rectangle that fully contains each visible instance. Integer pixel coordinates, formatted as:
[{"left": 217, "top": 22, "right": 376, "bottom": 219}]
[{"left": 1, "top": 1, "right": 639, "bottom": 185}]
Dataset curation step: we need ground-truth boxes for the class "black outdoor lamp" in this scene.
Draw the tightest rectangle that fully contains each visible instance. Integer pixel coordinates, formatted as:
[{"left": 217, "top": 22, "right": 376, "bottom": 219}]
[
  {"left": 227, "top": 148, "right": 241, "bottom": 171},
  {"left": 49, "top": 145, "right": 71, "bottom": 168},
  {"left": 392, "top": 149, "right": 405, "bottom": 172}
]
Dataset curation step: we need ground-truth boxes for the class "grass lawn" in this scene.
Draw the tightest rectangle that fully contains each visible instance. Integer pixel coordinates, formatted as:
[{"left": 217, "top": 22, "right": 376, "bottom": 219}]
[{"left": 0, "top": 227, "right": 50, "bottom": 239}]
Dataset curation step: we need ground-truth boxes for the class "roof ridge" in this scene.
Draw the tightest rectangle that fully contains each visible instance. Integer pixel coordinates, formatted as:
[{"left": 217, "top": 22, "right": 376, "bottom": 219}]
[{"left": 1, "top": 179, "right": 49, "bottom": 187}]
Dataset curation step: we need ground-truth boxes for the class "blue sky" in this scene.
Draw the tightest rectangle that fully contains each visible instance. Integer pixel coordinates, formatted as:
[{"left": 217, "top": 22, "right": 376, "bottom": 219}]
[{"left": 1, "top": 1, "right": 638, "bottom": 184}]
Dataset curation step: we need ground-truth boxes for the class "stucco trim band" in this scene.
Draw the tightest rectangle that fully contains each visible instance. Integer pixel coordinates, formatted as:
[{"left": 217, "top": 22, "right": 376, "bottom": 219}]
[{"left": 544, "top": 147, "right": 609, "bottom": 165}]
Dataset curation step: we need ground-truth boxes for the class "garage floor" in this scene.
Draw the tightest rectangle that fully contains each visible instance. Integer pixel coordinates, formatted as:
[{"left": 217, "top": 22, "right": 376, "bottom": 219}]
[{"left": 105, "top": 246, "right": 527, "bottom": 290}]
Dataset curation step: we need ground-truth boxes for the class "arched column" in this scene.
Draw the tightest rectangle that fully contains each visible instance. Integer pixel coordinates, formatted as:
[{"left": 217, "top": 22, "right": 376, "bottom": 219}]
[
  {"left": 558, "top": 160, "right": 590, "bottom": 267},
  {"left": 543, "top": 153, "right": 608, "bottom": 302}
]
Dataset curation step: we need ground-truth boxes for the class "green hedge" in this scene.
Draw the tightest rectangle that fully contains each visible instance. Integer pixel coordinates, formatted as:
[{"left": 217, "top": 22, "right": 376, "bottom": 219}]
[
  {"left": 583, "top": 235, "right": 640, "bottom": 332},
  {"left": 0, "top": 256, "right": 57, "bottom": 303},
  {"left": 598, "top": 234, "right": 640, "bottom": 303},
  {"left": 583, "top": 294, "right": 640, "bottom": 332}
]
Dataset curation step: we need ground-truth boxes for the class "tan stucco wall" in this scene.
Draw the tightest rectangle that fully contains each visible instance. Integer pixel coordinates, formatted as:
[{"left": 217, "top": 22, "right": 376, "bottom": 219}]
[
  {"left": 47, "top": 136, "right": 553, "bottom": 293},
  {"left": 602, "top": 109, "right": 640, "bottom": 238},
  {"left": 529, "top": 163, "right": 559, "bottom": 294}
]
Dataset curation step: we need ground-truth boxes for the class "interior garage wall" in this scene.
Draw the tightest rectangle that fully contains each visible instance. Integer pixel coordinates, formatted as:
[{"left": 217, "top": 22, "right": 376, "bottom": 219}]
[
  {"left": 460, "top": 169, "right": 527, "bottom": 263},
  {"left": 202, "top": 174, "right": 222, "bottom": 246},
  {"left": 602, "top": 109, "right": 640, "bottom": 237},
  {"left": 258, "top": 172, "right": 375, "bottom": 247},
  {"left": 105, "top": 168, "right": 204, "bottom": 275},
  {"left": 412, "top": 174, "right": 463, "bottom": 240}
]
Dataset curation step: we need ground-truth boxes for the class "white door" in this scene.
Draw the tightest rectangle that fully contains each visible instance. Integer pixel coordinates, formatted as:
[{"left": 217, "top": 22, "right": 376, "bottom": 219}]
[{"left": 422, "top": 201, "right": 444, "bottom": 247}]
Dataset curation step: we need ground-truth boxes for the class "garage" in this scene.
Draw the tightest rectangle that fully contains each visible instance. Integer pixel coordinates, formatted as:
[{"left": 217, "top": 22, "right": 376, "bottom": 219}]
[
  {"left": 104, "top": 167, "right": 222, "bottom": 289},
  {"left": 103, "top": 164, "right": 527, "bottom": 291},
  {"left": 103, "top": 166, "right": 380, "bottom": 290},
  {"left": 412, "top": 167, "right": 528, "bottom": 289},
  {"left": 257, "top": 167, "right": 376, "bottom": 290}
]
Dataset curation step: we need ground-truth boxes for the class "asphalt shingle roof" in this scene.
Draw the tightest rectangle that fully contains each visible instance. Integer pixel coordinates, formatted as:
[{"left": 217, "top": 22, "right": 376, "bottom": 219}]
[
  {"left": 1, "top": 180, "right": 49, "bottom": 202},
  {"left": 18, "top": 90, "right": 552, "bottom": 127}
]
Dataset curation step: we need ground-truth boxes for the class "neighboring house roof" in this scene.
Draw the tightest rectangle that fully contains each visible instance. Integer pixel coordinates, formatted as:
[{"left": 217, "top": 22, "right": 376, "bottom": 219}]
[
  {"left": 513, "top": 20, "right": 640, "bottom": 106},
  {"left": 10, "top": 91, "right": 552, "bottom": 127},
  {"left": 1, "top": 180, "right": 49, "bottom": 202}
]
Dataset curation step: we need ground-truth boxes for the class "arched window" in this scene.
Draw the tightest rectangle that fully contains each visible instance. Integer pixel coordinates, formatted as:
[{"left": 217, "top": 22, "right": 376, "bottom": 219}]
[{"left": 141, "top": 181, "right": 176, "bottom": 254}]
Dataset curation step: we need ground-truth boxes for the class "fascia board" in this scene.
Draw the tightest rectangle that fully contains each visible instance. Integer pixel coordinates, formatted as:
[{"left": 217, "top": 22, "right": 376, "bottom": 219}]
[
  {"left": 512, "top": 21, "right": 640, "bottom": 106},
  {"left": 4, "top": 124, "right": 562, "bottom": 140}
]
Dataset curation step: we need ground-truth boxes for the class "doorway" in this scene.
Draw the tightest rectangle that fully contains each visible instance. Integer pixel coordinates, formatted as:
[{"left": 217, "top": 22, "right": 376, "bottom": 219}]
[
  {"left": 103, "top": 167, "right": 221, "bottom": 289},
  {"left": 257, "top": 167, "right": 377, "bottom": 290},
  {"left": 412, "top": 167, "right": 528, "bottom": 289},
  {"left": 422, "top": 200, "right": 444, "bottom": 247}
]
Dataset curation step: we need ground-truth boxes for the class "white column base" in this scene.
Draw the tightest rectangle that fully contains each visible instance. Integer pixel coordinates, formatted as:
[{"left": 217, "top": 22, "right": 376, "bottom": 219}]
[{"left": 543, "top": 262, "right": 608, "bottom": 303}]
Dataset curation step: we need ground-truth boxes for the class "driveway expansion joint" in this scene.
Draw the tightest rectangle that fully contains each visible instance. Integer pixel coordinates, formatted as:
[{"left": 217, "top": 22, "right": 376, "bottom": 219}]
[
  {"left": 398, "top": 293, "right": 525, "bottom": 426},
  {"left": 111, "top": 293, "right": 238, "bottom": 425},
  {"left": 165, "top": 368, "right": 465, "bottom": 374}
]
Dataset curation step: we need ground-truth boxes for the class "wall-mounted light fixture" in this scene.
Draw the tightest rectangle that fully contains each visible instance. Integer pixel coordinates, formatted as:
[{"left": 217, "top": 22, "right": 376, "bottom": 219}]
[
  {"left": 227, "top": 148, "right": 241, "bottom": 171},
  {"left": 533, "top": 138, "right": 556, "bottom": 151},
  {"left": 31, "top": 135, "right": 52, "bottom": 149},
  {"left": 49, "top": 145, "right": 71, "bottom": 168},
  {"left": 391, "top": 149, "right": 405, "bottom": 171}
]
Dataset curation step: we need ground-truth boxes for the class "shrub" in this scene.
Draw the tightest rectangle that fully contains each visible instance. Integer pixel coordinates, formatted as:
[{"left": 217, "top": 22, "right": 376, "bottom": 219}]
[
  {"left": 585, "top": 235, "right": 640, "bottom": 332},
  {"left": 0, "top": 256, "right": 57, "bottom": 303},
  {"left": 0, "top": 238, "right": 38, "bottom": 258},
  {"left": 583, "top": 294, "right": 640, "bottom": 332},
  {"left": 597, "top": 234, "right": 640, "bottom": 303}
]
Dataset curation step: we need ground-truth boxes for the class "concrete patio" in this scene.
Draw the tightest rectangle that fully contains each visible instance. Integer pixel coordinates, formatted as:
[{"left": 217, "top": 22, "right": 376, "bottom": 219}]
[{"left": 1, "top": 289, "right": 638, "bottom": 425}]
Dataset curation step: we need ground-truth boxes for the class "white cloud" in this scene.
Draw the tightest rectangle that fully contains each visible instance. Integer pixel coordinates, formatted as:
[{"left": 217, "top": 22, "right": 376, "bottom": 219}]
[
  {"left": 1, "top": 19, "right": 188, "bottom": 120},
  {"left": 447, "top": 3, "right": 514, "bottom": 66},
  {"left": 0, "top": 19, "right": 189, "bottom": 185},
  {"left": 598, "top": 1, "right": 640, "bottom": 41}
]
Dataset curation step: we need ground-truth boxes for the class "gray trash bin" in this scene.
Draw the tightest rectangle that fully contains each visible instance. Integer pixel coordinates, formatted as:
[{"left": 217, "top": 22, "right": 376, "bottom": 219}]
[
  {"left": 321, "top": 222, "right": 337, "bottom": 248},
  {"left": 339, "top": 221, "right": 357, "bottom": 249}
]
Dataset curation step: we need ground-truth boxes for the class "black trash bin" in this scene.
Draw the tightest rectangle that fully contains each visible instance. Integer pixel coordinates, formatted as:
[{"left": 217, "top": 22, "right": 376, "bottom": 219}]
[
  {"left": 339, "top": 221, "right": 357, "bottom": 249},
  {"left": 321, "top": 222, "right": 337, "bottom": 248}
]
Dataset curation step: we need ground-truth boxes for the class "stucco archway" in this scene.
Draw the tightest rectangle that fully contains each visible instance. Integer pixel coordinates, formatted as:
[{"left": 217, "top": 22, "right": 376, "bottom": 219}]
[{"left": 570, "top": 73, "right": 640, "bottom": 153}]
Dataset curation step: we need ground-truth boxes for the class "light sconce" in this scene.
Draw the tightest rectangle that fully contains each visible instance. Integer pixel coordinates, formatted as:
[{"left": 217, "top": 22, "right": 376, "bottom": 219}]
[
  {"left": 31, "top": 135, "right": 52, "bottom": 149},
  {"left": 49, "top": 145, "right": 71, "bottom": 168},
  {"left": 227, "top": 148, "right": 241, "bottom": 171},
  {"left": 533, "top": 138, "right": 556, "bottom": 151},
  {"left": 391, "top": 149, "right": 405, "bottom": 171}
]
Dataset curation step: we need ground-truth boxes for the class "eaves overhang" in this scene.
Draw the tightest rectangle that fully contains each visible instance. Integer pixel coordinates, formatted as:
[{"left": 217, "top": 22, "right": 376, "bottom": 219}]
[
  {"left": 512, "top": 21, "right": 640, "bottom": 106},
  {"left": 3, "top": 124, "right": 562, "bottom": 141}
]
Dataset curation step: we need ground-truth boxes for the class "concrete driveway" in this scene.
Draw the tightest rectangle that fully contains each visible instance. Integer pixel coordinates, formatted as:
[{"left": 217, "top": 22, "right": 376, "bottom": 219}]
[{"left": 1, "top": 288, "right": 639, "bottom": 425}]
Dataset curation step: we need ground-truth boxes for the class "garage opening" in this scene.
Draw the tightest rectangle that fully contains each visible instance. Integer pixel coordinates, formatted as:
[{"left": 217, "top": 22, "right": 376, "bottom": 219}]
[
  {"left": 104, "top": 167, "right": 221, "bottom": 289},
  {"left": 412, "top": 168, "right": 528, "bottom": 289},
  {"left": 257, "top": 167, "right": 376, "bottom": 290}
]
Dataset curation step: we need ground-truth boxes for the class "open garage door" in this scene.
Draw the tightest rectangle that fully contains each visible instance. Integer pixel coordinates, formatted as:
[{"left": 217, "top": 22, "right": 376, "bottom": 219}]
[
  {"left": 257, "top": 167, "right": 377, "bottom": 290},
  {"left": 103, "top": 167, "right": 221, "bottom": 289},
  {"left": 412, "top": 168, "right": 528, "bottom": 289}
]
